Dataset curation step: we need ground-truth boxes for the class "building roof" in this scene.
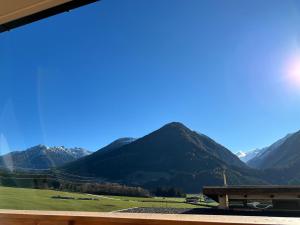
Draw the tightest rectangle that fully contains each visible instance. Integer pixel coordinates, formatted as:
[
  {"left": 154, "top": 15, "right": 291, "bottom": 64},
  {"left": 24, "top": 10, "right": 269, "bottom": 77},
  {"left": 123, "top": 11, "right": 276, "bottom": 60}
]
[{"left": 203, "top": 185, "right": 300, "bottom": 202}]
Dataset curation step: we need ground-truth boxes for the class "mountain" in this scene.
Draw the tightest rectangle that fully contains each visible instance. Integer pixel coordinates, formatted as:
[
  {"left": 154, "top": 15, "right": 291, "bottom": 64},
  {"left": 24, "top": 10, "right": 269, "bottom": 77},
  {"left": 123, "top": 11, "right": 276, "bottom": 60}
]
[
  {"left": 0, "top": 145, "right": 91, "bottom": 170},
  {"left": 62, "top": 122, "right": 266, "bottom": 192},
  {"left": 236, "top": 149, "right": 262, "bottom": 163},
  {"left": 100, "top": 137, "right": 136, "bottom": 152},
  {"left": 247, "top": 133, "right": 295, "bottom": 169},
  {"left": 244, "top": 131, "right": 300, "bottom": 185}
]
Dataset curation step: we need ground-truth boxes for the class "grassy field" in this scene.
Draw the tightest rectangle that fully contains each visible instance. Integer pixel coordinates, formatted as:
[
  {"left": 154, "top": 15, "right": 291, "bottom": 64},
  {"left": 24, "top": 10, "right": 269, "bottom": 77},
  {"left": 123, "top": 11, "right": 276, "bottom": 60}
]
[{"left": 0, "top": 186, "right": 205, "bottom": 212}]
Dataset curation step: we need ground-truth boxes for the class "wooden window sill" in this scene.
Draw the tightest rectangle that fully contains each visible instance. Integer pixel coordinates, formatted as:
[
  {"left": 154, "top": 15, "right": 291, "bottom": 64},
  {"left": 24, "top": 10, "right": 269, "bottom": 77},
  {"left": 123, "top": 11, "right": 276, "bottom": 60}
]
[{"left": 0, "top": 210, "right": 297, "bottom": 225}]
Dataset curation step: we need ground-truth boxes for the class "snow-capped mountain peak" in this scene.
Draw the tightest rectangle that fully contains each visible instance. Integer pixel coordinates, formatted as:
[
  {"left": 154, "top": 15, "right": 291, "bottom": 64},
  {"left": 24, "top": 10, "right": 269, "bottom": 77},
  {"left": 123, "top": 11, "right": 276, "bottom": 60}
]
[{"left": 235, "top": 149, "right": 262, "bottom": 162}]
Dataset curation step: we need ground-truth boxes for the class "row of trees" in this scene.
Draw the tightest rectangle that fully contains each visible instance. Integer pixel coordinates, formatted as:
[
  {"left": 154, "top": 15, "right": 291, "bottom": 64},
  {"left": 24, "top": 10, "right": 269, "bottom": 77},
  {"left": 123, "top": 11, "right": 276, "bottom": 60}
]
[
  {"left": 0, "top": 170, "right": 187, "bottom": 198},
  {"left": 153, "top": 187, "right": 186, "bottom": 197},
  {"left": 0, "top": 175, "right": 151, "bottom": 197},
  {"left": 59, "top": 182, "right": 150, "bottom": 197}
]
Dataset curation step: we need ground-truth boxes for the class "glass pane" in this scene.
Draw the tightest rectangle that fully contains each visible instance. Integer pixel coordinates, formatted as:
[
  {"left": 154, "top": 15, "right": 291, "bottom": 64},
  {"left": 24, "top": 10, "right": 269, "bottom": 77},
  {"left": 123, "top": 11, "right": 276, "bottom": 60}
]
[{"left": 1, "top": 0, "right": 300, "bottom": 217}]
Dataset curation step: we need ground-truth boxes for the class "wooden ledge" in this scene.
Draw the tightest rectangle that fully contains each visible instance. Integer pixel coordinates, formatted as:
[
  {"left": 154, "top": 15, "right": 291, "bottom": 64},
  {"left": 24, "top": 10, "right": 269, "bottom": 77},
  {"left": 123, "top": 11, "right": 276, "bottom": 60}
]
[{"left": 0, "top": 210, "right": 298, "bottom": 225}]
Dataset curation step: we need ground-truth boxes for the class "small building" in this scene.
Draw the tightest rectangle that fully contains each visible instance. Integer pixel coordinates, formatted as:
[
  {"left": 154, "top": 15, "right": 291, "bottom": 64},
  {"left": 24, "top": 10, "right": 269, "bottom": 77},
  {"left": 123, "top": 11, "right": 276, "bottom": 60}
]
[
  {"left": 185, "top": 196, "right": 199, "bottom": 204},
  {"left": 203, "top": 185, "right": 300, "bottom": 210}
]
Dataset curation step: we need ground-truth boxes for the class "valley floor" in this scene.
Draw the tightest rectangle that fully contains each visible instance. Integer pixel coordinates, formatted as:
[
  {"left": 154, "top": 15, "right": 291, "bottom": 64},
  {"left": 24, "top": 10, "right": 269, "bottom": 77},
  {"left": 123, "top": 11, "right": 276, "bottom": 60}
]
[{"left": 0, "top": 186, "right": 201, "bottom": 212}]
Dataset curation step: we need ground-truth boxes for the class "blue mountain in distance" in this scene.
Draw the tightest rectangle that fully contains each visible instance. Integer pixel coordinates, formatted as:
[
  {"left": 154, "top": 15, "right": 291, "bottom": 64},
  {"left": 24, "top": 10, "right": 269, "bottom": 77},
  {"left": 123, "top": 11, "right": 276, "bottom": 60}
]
[
  {"left": 236, "top": 133, "right": 295, "bottom": 164},
  {"left": 247, "top": 132, "right": 298, "bottom": 169},
  {"left": 247, "top": 132, "right": 300, "bottom": 169},
  {"left": 0, "top": 145, "right": 91, "bottom": 170},
  {"left": 100, "top": 137, "right": 137, "bottom": 152},
  {"left": 236, "top": 149, "right": 262, "bottom": 163}
]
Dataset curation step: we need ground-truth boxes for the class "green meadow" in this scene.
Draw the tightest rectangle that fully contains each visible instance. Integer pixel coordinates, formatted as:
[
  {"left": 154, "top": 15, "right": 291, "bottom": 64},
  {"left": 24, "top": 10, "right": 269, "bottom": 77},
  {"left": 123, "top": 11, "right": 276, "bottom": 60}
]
[{"left": 0, "top": 186, "right": 206, "bottom": 212}]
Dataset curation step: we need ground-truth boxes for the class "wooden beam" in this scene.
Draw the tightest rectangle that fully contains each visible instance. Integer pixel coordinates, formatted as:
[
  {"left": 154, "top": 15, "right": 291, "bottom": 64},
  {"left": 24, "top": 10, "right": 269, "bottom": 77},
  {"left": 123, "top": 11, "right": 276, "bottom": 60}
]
[
  {"left": 203, "top": 186, "right": 300, "bottom": 203},
  {"left": 228, "top": 194, "right": 300, "bottom": 200},
  {"left": 0, "top": 210, "right": 297, "bottom": 225},
  {"left": 0, "top": 0, "right": 99, "bottom": 32},
  {"left": 218, "top": 195, "right": 229, "bottom": 209},
  {"left": 0, "top": 0, "right": 71, "bottom": 25}
]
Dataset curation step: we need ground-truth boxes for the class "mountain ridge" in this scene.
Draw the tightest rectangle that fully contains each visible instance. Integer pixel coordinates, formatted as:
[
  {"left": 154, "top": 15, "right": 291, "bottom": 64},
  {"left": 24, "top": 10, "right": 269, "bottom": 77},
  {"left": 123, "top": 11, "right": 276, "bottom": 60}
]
[
  {"left": 61, "top": 122, "right": 266, "bottom": 192},
  {"left": 247, "top": 132, "right": 295, "bottom": 169},
  {"left": 3, "top": 122, "right": 299, "bottom": 189},
  {"left": 0, "top": 145, "right": 91, "bottom": 170},
  {"left": 236, "top": 149, "right": 261, "bottom": 163}
]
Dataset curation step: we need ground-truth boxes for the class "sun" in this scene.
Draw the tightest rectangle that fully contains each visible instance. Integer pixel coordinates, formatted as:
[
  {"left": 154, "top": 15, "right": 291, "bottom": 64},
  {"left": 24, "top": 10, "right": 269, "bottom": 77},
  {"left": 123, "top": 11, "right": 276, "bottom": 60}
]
[{"left": 286, "top": 56, "right": 300, "bottom": 89}]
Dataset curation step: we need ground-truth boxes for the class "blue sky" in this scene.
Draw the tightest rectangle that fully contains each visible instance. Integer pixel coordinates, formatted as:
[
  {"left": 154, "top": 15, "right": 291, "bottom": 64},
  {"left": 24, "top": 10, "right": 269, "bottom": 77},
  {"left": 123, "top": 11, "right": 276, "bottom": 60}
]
[{"left": 1, "top": 0, "right": 300, "bottom": 154}]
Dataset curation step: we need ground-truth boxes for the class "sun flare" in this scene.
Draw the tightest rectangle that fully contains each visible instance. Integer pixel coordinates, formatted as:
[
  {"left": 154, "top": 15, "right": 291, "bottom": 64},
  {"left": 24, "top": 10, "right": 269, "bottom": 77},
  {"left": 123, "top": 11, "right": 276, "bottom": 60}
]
[{"left": 285, "top": 56, "right": 300, "bottom": 89}]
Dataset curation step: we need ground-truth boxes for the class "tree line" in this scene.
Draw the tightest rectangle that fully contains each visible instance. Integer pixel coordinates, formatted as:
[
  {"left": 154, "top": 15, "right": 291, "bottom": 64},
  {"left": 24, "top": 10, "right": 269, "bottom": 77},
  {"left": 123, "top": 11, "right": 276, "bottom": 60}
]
[
  {"left": 153, "top": 187, "right": 186, "bottom": 197},
  {"left": 0, "top": 170, "right": 187, "bottom": 197},
  {"left": 0, "top": 170, "right": 150, "bottom": 197}
]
